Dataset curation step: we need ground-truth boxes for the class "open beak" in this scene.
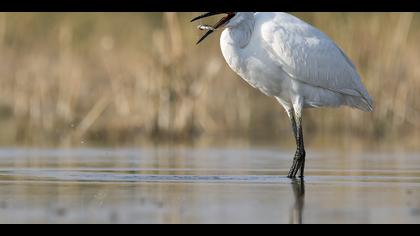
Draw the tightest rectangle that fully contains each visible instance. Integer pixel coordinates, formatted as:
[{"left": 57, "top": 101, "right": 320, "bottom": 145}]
[{"left": 191, "top": 12, "right": 236, "bottom": 45}]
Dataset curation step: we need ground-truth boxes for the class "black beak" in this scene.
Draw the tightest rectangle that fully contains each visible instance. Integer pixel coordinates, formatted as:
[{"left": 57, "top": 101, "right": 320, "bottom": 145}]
[
  {"left": 191, "top": 12, "right": 235, "bottom": 45},
  {"left": 190, "top": 12, "right": 224, "bottom": 23},
  {"left": 195, "top": 30, "right": 215, "bottom": 45}
]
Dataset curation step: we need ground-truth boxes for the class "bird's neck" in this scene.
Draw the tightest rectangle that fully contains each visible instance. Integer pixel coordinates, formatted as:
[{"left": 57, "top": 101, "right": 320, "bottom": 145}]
[{"left": 223, "top": 18, "right": 255, "bottom": 48}]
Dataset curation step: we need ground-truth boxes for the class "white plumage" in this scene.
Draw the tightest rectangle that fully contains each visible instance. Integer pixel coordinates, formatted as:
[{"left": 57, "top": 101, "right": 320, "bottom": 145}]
[
  {"left": 192, "top": 12, "right": 373, "bottom": 178},
  {"left": 220, "top": 12, "right": 373, "bottom": 113}
]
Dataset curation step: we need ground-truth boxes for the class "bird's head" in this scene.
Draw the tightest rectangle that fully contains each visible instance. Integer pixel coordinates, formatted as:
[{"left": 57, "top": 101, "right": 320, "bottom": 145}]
[{"left": 191, "top": 12, "right": 237, "bottom": 44}]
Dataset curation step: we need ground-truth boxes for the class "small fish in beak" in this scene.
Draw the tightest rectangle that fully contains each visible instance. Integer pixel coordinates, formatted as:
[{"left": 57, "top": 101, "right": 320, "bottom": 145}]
[
  {"left": 197, "top": 24, "right": 216, "bottom": 31},
  {"left": 191, "top": 12, "right": 236, "bottom": 45}
]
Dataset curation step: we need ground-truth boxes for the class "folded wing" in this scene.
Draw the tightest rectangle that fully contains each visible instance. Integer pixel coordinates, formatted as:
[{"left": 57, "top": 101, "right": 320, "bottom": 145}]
[{"left": 259, "top": 13, "right": 373, "bottom": 111}]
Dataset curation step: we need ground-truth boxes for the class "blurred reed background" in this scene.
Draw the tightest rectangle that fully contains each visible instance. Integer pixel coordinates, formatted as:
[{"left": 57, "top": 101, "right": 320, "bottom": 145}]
[{"left": 0, "top": 12, "right": 419, "bottom": 148}]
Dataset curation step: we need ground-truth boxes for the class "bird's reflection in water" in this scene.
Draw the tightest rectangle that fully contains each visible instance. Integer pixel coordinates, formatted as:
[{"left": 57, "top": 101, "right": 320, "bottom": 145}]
[{"left": 289, "top": 178, "right": 305, "bottom": 224}]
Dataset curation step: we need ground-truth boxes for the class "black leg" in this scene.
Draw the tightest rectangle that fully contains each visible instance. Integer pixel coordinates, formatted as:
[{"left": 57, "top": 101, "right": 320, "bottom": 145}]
[
  {"left": 288, "top": 114, "right": 306, "bottom": 178},
  {"left": 299, "top": 149, "right": 306, "bottom": 178},
  {"left": 289, "top": 111, "right": 298, "bottom": 141},
  {"left": 287, "top": 113, "right": 299, "bottom": 178}
]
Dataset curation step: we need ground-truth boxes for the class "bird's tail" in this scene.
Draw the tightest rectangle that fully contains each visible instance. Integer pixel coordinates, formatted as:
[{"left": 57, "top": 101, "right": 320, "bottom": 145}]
[{"left": 345, "top": 93, "right": 374, "bottom": 112}]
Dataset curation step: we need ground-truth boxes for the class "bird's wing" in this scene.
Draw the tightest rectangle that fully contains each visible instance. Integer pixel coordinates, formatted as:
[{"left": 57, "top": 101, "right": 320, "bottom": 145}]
[{"left": 259, "top": 13, "right": 372, "bottom": 106}]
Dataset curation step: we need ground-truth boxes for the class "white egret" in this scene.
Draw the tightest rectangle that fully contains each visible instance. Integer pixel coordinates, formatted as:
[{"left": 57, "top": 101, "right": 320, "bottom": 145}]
[{"left": 191, "top": 12, "right": 373, "bottom": 178}]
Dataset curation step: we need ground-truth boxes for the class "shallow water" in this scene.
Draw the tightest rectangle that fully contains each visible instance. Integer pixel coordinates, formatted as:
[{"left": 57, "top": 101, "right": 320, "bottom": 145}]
[{"left": 0, "top": 147, "right": 419, "bottom": 223}]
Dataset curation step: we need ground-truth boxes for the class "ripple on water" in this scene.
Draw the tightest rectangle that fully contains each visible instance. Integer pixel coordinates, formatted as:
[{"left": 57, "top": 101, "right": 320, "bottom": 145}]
[
  {"left": 0, "top": 148, "right": 420, "bottom": 223},
  {"left": 2, "top": 169, "right": 420, "bottom": 187}
]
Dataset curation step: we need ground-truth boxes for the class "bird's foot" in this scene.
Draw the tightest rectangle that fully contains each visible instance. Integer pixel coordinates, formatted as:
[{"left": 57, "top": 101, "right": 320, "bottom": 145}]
[{"left": 288, "top": 150, "right": 306, "bottom": 179}]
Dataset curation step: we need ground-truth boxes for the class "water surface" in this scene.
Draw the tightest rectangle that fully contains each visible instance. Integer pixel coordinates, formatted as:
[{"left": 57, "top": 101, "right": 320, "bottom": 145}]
[{"left": 0, "top": 147, "right": 419, "bottom": 223}]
